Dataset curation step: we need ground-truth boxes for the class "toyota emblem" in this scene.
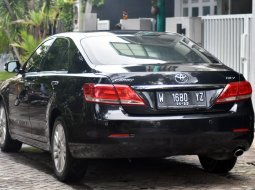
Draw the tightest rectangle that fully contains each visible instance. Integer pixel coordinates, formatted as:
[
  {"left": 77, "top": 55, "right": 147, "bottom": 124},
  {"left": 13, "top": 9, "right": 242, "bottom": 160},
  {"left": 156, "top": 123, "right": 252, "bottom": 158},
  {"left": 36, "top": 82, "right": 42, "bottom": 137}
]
[{"left": 175, "top": 73, "right": 189, "bottom": 83}]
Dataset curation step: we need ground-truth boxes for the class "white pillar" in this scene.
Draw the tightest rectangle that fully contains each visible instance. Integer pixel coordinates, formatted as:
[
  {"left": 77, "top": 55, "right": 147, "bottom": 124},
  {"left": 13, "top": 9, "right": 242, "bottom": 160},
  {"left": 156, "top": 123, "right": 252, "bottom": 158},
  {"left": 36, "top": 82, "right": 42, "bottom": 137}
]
[
  {"left": 228, "top": 0, "right": 231, "bottom": 14},
  {"left": 217, "top": 0, "right": 222, "bottom": 15},
  {"left": 251, "top": 3, "right": 255, "bottom": 104},
  {"left": 85, "top": 0, "right": 93, "bottom": 13},
  {"left": 174, "top": 0, "right": 182, "bottom": 17}
]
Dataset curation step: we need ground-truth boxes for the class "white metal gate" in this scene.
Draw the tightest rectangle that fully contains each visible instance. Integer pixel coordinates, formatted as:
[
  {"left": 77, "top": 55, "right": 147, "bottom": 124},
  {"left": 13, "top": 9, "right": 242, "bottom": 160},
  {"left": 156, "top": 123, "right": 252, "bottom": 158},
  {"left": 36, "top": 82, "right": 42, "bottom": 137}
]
[{"left": 202, "top": 14, "right": 252, "bottom": 80}]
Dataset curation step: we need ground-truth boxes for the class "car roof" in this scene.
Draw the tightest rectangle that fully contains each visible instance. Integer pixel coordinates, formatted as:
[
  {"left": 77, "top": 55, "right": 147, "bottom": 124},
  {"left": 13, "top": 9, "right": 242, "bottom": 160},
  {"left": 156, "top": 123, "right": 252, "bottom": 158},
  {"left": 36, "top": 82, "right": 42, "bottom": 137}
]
[{"left": 52, "top": 31, "right": 179, "bottom": 40}]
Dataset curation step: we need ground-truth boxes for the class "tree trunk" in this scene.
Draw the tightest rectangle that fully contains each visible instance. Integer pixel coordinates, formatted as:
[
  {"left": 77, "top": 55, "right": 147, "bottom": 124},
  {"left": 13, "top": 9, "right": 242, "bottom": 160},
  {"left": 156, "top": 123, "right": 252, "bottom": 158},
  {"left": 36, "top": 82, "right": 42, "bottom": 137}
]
[
  {"left": 3, "top": 0, "right": 21, "bottom": 62},
  {"left": 53, "top": 12, "right": 60, "bottom": 35},
  {"left": 4, "top": 30, "right": 21, "bottom": 62},
  {"left": 3, "top": 0, "right": 16, "bottom": 20},
  {"left": 28, "top": 0, "right": 35, "bottom": 10}
]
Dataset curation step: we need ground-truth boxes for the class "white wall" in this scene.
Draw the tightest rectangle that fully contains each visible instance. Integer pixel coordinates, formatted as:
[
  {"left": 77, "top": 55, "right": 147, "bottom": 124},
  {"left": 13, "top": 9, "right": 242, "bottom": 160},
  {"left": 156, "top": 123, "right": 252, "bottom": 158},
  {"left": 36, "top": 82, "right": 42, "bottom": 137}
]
[
  {"left": 165, "top": 17, "right": 202, "bottom": 44},
  {"left": 73, "top": 0, "right": 97, "bottom": 32}
]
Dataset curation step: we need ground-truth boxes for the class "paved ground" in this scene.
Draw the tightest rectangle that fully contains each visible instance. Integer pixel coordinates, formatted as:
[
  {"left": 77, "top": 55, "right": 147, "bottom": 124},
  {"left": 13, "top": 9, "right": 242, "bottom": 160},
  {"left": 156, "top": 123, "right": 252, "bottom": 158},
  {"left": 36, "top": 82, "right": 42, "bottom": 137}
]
[{"left": 1, "top": 144, "right": 255, "bottom": 190}]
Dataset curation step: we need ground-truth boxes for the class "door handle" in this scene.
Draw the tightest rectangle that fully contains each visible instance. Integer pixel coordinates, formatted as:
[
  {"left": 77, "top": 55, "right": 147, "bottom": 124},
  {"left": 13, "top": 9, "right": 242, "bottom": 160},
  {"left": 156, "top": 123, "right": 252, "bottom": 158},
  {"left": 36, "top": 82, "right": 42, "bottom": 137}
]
[{"left": 51, "top": 81, "right": 59, "bottom": 89}]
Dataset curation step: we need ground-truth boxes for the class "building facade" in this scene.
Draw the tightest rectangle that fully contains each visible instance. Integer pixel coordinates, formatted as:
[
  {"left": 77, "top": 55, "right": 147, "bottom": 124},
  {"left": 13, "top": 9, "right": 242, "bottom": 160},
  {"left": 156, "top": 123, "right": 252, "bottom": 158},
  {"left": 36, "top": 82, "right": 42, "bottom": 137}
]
[
  {"left": 174, "top": 0, "right": 252, "bottom": 17},
  {"left": 174, "top": 0, "right": 218, "bottom": 17},
  {"left": 93, "top": 0, "right": 174, "bottom": 30}
]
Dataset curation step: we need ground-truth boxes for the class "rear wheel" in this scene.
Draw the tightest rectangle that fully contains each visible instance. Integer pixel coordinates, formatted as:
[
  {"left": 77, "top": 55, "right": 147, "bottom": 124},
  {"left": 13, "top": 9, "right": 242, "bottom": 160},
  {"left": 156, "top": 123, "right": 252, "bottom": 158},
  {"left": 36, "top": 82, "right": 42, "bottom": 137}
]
[
  {"left": 51, "top": 117, "right": 87, "bottom": 182},
  {"left": 0, "top": 103, "right": 22, "bottom": 152},
  {"left": 198, "top": 156, "right": 237, "bottom": 173}
]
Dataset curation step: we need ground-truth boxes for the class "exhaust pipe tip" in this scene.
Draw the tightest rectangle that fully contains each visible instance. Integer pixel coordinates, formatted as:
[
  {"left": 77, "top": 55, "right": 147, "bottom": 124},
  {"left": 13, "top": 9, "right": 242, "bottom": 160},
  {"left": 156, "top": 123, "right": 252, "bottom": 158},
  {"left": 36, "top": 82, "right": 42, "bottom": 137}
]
[{"left": 234, "top": 148, "right": 244, "bottom": 157}]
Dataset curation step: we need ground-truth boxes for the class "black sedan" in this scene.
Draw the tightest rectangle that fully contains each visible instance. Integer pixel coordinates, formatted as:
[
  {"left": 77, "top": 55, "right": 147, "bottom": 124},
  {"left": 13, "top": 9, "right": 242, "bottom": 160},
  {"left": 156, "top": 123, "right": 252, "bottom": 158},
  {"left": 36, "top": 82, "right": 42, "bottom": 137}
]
[{"left": 0, "top": 31, "right": 254, "bottom": 182}]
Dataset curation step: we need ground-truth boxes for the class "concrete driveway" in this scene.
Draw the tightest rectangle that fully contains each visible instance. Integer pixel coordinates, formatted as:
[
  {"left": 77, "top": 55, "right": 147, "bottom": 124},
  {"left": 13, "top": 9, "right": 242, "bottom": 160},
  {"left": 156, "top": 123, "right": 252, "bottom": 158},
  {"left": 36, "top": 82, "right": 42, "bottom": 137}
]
[{"left": 0, "top": 143, "right": 255, "bottom": 190}]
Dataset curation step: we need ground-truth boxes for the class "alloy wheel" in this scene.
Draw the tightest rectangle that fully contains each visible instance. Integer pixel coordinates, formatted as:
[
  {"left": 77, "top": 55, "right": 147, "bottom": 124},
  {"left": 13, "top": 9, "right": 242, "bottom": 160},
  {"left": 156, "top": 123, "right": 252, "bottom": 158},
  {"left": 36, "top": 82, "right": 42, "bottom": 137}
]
[
  {"left": 53, "top": 123, "right": 67, "bottom": 173},
  {"left": 0, "top": 106, "right": 6, "bottom": 145}
]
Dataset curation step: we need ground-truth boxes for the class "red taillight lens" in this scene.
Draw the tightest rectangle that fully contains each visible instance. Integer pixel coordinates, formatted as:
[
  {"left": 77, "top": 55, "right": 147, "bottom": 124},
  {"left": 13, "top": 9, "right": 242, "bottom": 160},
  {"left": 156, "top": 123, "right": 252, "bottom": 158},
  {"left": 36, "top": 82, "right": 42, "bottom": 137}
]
[
  {"left": 83, "top": 83, "right": 145, "bottom": 106},
  {"left": 83, "top": 83, "right": 119, "bottom": 104},
  {"left": 215, "top": 81, "right": 252, "bottom": 104},
  {"left": 114, "top": 85, "right": 145, "bottom": 105}
]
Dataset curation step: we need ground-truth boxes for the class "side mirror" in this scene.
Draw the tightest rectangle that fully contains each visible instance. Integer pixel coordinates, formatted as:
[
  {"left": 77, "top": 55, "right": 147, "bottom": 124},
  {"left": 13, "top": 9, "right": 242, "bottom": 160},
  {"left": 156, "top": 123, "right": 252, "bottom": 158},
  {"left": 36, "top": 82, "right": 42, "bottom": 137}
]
[{"left": 4, "top": 61, "right": 21, "bottom": 73}]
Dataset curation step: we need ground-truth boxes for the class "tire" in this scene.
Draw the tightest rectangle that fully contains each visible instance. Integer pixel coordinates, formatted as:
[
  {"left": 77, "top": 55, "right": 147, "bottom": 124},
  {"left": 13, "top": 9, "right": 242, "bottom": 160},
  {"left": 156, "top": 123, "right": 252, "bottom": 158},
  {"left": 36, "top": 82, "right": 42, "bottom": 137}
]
[
  {"left": 198, "top": 156, "right": 237, "bottom": 173},
  {"left": 51, "top": 116, "right": 87, "bottom": 182},
  {"left": 0, "top": 103, "right": 22, "bottom": 152}
]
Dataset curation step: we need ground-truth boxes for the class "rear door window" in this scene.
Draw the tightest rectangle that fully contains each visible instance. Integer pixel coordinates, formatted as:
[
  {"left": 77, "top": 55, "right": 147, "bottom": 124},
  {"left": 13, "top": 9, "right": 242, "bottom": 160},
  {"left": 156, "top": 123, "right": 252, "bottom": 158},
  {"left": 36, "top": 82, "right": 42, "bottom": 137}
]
[
  {"left": 68, "top": 40, "right": 90, "bottom": 73},
  {"left": 41, "top": 38, "right": 69, "bottom": 71}
]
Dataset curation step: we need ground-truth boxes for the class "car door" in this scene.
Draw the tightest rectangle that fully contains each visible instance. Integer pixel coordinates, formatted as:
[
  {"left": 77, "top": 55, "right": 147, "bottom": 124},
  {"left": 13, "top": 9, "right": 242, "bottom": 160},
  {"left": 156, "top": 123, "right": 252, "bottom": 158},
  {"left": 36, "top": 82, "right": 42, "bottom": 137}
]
[
  {"left": 8, "top": 38, "right": 55, "bottom": 138},
  {"left": 7, "top": 74, "right": 31, "bottom": 138},
  {"left": 28, "top": 38, "right": 70, "bottom": 142}
]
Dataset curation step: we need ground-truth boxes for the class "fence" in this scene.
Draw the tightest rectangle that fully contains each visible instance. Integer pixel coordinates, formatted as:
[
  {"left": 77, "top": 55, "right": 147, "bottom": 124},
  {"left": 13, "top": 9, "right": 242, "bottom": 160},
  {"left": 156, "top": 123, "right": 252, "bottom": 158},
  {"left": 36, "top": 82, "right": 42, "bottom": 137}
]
[{"left": 202, "top": 14, "right": 252, "bottom": 80}]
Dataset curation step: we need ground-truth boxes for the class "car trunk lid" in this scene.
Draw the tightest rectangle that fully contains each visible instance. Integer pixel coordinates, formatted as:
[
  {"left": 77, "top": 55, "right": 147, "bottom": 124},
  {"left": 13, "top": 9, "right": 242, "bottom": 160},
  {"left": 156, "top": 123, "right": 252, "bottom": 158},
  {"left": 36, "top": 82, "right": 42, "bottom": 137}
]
[{"left": 94, "top": 63, "right": 242, "bottom": 115}]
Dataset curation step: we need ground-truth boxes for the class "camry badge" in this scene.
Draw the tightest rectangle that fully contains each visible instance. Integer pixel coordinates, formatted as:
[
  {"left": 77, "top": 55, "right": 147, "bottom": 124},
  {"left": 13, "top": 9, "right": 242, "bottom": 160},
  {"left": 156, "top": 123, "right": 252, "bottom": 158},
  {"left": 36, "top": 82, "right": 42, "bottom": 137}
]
[{"left": 175, "top": 73, "right": 189, "bottom": 83}]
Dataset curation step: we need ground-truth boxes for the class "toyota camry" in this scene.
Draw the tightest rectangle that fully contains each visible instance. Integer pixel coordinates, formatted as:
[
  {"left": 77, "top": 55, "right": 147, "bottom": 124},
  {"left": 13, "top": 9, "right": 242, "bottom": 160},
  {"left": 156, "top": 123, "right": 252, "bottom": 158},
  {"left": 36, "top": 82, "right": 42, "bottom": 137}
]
[{"left": 0, "top": 31, "right": 254, "bottom": 182}]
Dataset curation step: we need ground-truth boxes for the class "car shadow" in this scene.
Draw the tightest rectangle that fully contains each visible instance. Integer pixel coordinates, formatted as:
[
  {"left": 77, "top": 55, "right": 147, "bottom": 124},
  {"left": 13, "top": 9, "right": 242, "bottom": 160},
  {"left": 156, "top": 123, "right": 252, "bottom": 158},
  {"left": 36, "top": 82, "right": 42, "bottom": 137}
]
[{"left": 2, "top": 145, "right": 250, "bottom": 190}]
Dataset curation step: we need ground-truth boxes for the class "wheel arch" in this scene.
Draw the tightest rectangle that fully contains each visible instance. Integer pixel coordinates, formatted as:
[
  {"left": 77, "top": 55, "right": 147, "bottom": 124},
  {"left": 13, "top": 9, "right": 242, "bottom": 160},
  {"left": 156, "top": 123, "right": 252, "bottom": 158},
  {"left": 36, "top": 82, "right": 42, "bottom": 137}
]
[
  {"left": 48, "top": 108, "right": 62, "bottom": 144},
  {"left": 0, "top": 94, "right": 9, "bottom": 118},
  {"left": 0, "top": 94, "right": 4, "bottom": 105},
  {"left": 0, "top": 93, "right": 9, "bottom": 113}
]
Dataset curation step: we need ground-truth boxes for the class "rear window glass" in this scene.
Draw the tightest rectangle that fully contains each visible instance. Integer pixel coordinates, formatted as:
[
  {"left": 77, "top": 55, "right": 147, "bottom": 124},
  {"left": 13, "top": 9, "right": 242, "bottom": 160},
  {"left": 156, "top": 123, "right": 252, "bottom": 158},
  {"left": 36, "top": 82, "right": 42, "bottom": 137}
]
[{"left": 81, "top": 32, "right": 220, "bottom": 65}]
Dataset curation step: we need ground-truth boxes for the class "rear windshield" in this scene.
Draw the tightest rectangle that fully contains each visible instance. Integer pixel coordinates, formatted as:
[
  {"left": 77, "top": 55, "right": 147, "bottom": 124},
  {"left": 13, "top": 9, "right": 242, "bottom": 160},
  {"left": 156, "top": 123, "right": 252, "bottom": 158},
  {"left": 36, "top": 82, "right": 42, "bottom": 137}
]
[{"left": 81, "top": 32, "right": 220, "bottom": 65}]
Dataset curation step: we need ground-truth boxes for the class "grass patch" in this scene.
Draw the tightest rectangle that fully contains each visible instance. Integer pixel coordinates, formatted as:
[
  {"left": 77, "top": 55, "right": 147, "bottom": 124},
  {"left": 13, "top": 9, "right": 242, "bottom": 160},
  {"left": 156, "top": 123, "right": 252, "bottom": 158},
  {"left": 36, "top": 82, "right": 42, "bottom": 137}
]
[{"left": 0, "top": 71, "right": 15, "bottom": 81}]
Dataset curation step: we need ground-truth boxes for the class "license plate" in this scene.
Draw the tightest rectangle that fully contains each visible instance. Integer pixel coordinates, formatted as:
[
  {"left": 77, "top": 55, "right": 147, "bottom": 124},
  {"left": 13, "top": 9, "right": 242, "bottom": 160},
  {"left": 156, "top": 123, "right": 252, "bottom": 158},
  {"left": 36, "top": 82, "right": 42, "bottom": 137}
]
[{"left": 157, "top": 91, "right": 207, "bottom": 109}]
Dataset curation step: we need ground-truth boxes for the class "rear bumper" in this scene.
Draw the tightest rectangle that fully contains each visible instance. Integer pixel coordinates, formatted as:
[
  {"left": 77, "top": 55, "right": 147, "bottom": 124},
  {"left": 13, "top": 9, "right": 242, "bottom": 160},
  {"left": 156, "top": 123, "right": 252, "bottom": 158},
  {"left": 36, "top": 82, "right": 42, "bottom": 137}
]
[
  {"left": 68, "top": 107, "right": 254, "bottom": 159},
  {"left": 69, "top": 135, "right": 252, "bottom": 159}
]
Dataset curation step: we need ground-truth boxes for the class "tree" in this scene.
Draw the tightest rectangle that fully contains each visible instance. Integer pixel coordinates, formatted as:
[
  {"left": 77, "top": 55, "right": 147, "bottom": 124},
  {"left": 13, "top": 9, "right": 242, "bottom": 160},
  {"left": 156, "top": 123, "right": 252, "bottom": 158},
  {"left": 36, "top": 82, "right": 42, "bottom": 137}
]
[
  {"left": 0, "top": 0, "right": 26, "bottom": 61},
  {"left": 0, "top": 30, "right": 10, "bottom": 53},
  {"left": 0, "top": 0, "right": 75, "bottom": 62},
  {"left": 0, "top": 0, "right": 106, "bottom": 62}
]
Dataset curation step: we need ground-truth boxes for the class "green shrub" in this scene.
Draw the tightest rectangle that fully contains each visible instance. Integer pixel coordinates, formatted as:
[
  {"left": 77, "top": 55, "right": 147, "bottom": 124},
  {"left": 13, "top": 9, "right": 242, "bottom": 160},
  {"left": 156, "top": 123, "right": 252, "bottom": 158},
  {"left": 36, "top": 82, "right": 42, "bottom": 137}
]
[{"left": 0, "top": 72, "right": 15, "bottom": 81}]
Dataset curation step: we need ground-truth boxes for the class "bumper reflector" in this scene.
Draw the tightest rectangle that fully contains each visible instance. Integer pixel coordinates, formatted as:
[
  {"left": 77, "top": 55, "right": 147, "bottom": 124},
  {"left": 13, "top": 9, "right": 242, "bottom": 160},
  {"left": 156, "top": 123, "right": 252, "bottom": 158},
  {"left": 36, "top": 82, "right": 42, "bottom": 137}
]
[
  {"left": 108, "top": 134, "right": 135, "bottom": 138},
  {"left": 233, "top": 128, "right": 250, "bottom": 133}
]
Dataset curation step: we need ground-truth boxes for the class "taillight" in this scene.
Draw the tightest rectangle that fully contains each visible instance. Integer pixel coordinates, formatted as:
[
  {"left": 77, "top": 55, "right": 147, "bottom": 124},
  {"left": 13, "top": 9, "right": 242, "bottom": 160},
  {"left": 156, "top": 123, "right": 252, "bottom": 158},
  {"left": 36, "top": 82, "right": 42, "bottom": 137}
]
[
  {"left": 83, "top": 83, "right": 145, "bottom": 106},
  {"left": 215, "top": 81, "right": 252, "bottom": 104}
]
